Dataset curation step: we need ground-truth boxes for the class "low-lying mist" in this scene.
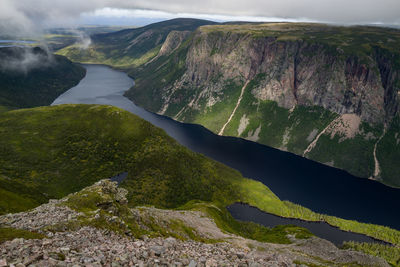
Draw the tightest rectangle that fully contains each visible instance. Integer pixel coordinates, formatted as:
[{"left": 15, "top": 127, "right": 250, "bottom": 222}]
[{"left": 0, "top": 46, "right": 55, "bottom": 74}]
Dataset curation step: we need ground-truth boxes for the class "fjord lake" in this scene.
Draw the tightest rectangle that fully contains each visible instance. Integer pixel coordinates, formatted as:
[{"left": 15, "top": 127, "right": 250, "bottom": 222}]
[{"left": 52, "top": 64, "right": 400, "bottom": 232}]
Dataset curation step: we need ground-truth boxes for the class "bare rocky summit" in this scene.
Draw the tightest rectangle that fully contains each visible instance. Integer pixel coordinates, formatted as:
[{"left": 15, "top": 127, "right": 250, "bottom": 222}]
[
  {"left": 0, "top": 180, "right": 389, "bottom": 266},
  {"left": 1, "top": 227, "right": 286, "bottom": 267}
]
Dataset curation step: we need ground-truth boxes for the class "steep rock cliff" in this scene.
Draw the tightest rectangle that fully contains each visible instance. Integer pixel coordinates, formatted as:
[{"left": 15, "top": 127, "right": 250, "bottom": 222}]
[{"left": 128, "top": 23, "right": 400, "bottom": 186}]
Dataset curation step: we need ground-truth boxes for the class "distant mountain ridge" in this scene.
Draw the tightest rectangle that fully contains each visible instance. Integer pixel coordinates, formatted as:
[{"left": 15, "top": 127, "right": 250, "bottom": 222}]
[{"left": 57, "top": 18, "right": 218, "bottom": 67}]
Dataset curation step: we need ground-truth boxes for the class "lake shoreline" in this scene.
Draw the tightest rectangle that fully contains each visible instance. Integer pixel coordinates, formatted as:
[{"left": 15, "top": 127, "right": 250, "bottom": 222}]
[{"left": 228, "top": 202, "right": 393, "bottom": 246}]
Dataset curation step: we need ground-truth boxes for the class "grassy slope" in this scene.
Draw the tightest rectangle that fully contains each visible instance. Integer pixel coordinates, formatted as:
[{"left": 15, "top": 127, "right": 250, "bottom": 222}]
[
  {"left": 0, "top": 227, "right": 44, "bottom": 243},
  {"left": 0, "top": 104, "right": 400, "bottom": 247},
  {"left": 306, "top": 121, "right": 382, "bottom": 178},
  {"left": 0, "top": 47, "right": 86, "bottom": 109},
  {"left": 44, "top": 26, "right": 131, "bottom": 51},
  {"left": 189, "top": 80, "right": 244, "bottom": 133},
  {"left": 0, "top": 174, "right": 46, "bottom": 214},
  {"left": 0, "top": 104, "right": 247, "bottom": 212},
  {"left": 377, "top": 116, "right": 400, "bottom": 187},
  {"left": 343, "top": 242, "right": 400, "bottom": 266},
  {"left": 57, "top": 18, "right": 217, "bottom": 67},
  {"left": 0, "top": 105, "right": 11, "bottom": 113}
]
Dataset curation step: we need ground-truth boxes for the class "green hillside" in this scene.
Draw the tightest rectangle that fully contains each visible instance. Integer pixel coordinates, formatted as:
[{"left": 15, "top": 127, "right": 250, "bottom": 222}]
[
  {"left": 0, "top": 104, "right": 400, "bottom": 249},
  {"left": 57, "top": 18, "right": 217, "bottom": 67},
  {"left": 0, "top": 47, "right": 85, "bottom": 110},
  {"left": 44, "top": 26, "right": 131, "bottom": 50}
]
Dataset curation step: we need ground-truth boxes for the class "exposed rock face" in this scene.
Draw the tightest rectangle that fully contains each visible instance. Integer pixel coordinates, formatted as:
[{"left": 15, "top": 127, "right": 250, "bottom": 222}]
[
  {"left": 157, "top": 31, "right": 191, "bottom": 58},
  {"left": 375, "top": 48, "right": 400, "bottom": 123},
  {"left": 0, "top": 180, "right": 389, "bottom": 266},
  {"left": 145, "top": 30, "right": 191, "bottom": 67},
  {"left": 167, "top": 32, "right": 398, "bottom": 124}
]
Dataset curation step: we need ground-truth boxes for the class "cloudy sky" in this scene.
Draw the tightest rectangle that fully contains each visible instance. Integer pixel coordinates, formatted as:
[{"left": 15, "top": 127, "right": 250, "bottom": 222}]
[{"left": 1, "top": 0, "right": 399, "bottom": 35}]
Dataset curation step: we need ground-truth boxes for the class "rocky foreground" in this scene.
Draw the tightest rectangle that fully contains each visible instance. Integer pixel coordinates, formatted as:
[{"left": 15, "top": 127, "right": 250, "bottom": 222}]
[
  {"left": 0, "top": 227, "right": 294, "bottom": 267},
  {"left": 0, "top": 180, "right": 389, "bottom": 266}
]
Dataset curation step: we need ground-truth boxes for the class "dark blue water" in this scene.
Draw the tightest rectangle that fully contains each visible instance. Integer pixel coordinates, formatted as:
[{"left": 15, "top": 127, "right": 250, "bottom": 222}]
[
  {"left": 228, "top": 203, "right": 389, "bottom": 246},
  {"left": 110, "top": 172, "right": 128, "bottom": 185},
  {"left": 0, "top": 40, "right": 35, "bottom": 43},
  {"left": 52, "top": 64, "right": 400, "bottom": 231}
]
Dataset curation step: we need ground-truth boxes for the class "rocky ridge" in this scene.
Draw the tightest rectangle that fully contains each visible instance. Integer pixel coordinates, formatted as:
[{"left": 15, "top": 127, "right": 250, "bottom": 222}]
[{"left": 0, "top": 180, "right": 389, "bottom": 266}]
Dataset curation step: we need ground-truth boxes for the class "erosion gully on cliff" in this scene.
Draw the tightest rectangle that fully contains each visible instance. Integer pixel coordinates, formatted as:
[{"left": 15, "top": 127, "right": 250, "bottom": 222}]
[{"left": 219, "top": 80, "right": 250, "bottom": 135}]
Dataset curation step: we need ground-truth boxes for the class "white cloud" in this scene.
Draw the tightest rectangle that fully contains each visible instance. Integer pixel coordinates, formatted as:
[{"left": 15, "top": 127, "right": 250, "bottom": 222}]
[
  {"left": 115, "top": 0, "right": 400, "bottom": 24},
  {"left": 1, "top": 0, "right": 399, "bottom": 36},
  {"left": 82, "top": 7, "right": 318, "bottom": 24}
]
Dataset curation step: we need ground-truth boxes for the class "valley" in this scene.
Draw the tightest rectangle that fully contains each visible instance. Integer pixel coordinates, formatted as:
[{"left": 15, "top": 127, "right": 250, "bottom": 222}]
[
  {"left": 1, "top": 102, "right": 400, "bottom": 265},
  {"left": 51, "top": 64, "right": 400, "bottom": 232},
  {"left": 60, "top": 20, "right": 400, "bottom": 187},
  {"left": 1, "top": 17, "right": 400, "bottom": 266},
  {"left": 122, "top": 22, "right": 400, "bottom": 187}
]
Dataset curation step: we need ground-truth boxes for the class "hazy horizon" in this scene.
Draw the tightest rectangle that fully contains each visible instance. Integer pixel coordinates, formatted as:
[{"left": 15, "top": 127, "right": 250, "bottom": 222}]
[{"left": 0, "top": 0, "right": 399, "bottom": 37}]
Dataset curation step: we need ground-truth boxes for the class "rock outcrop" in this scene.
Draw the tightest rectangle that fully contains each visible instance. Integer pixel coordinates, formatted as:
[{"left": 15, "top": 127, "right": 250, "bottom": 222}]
[{"left": 152, "top": 31, "right": 191, "bottom": 59}]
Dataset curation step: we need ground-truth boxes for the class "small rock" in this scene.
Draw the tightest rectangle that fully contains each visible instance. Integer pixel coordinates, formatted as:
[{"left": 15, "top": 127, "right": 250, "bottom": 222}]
[
  {"left": 150, "top": 245, "right": 165, "bottom": 256},
  {"left": 189, "top": 260, "right": 197, "bottom": 267},
  {"left": 0, "top": 259, "right": 7, "bottom": 267},
  {"left": 12, "top": 238, "right": 24, "bottom": 245},
  {"left": 142, "top": 251, "right": 148, "bottom": 258},
  {"left": 42, "top": 239, "right": 52, "bottom": 246},
  {"left": 133, "top": 241, "right": 143, "bottom": 248},
  {"left": 60, "top": 247, "right": 70, "bottom": 254},
  {"left": 165, "top": 237, "right": 176, "bottom": 243},
  {"left": 249, "top": 263, "right": 263, "bottom": 267},
  {"left": 237, "top": 252, "right": 245, "bottom": 259}
]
